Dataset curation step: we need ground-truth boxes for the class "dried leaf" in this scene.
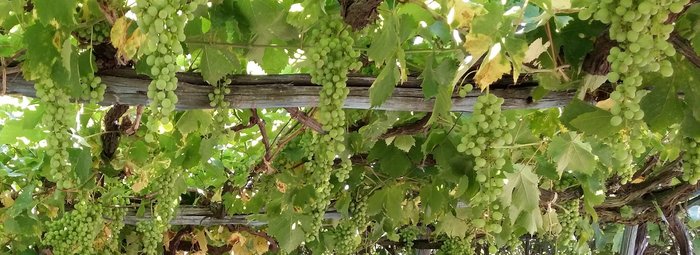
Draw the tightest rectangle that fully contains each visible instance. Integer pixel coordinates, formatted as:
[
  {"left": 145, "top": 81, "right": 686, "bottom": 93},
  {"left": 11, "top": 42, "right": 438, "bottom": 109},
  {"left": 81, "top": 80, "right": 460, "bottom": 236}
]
[
  {"left": 523, "top": 38, "right": 550, "bottom": 63},
  {"left": 194, "top": 230, "right": 208, "bottom": 253},
  {"left": 253, "top": 236, "right": 270, "bottom": 254}
]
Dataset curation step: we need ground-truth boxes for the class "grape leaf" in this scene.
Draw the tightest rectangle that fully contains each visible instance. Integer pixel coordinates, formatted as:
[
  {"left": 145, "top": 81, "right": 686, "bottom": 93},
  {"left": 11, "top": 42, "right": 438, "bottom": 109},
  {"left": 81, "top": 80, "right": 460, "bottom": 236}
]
[
  {"left": 419, "top": 182, "right": 447, "bottom": 222},
  {"left": 367, "top": 12, "right": 399, "bottom": 67},
  {"left": 392, "top": 135, "right": 415, "bottom": 152},
  {"left": 369, "top": 62, "right": 400, "bottom": 107},
  {"left": 261, "top": 47, "right": 288, "bottom": 74},
  {"left": 266, "top": 211, "right": 312, "bottom": 253},
  {"left": 176, "top": 110, "right": 213, "bottom": 134},
  {"left": 0, "top": 32, "right": 22, "bottom": 57},
  {"left": 34, "top": 0, "right": 76, "bottom": 26},
  {"left": 22, "top": 24, "right": 60, "bottom": 80},
  {"left": 570, "top": 109, "right": 621, "bottom": 137},
  {"left": 434, "top": 212, "right": 468, "bottom": 238},
  {"left": 502, "top": 164, "right": 542, "bottom": 234},
  {"left": 547, "top": 132, "right": 596, "bottom": 176},
  {"left": 68, "top": 148, "right": 92, "bottom": 184},
  {"left": 640, "top": 84, "right": 684, "bottom": 132},
  {"left": 366, "top": 184, "right": 405, "bottom": 220},
  {"left": 200, "top": 46, "right": 239, "bottom": 84}
]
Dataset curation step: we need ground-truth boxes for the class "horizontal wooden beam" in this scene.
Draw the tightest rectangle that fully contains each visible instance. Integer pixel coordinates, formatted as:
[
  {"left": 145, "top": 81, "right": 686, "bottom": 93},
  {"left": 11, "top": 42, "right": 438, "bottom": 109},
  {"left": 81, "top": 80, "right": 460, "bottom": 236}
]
[{"left": 5, "top": 69, "right": 575, "bottom": 112}]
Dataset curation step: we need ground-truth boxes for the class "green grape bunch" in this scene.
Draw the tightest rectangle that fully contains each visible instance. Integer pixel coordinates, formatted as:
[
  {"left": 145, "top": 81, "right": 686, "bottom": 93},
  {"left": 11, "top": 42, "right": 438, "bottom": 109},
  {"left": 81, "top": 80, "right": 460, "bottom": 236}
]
[
  {"left": 75, "top": 21, "right": 111, "bottom": 44},
  {"left": 137, "top": 169, "right": 183, "bottom": 255},
  {"left": 303, "top": 15, "right": 361, "bottom": 242},
  {"left": 682, "top": 137, "right": 700, "bottom": 184},
  {"left": 580, "top": 0, "right": 688, "bottom": 126},
  {"left": 398, "top": 225, "right": 421, "bottom": 252},
  {"left": 437, "top": 234, "right": 475, "bottom": 255},
  {"left": 43, "top": 200, "right": 105, "bottom": 255},
  {"left": 456, "top": 93, "right": 515, "bottom": 234},
  {"left": 579, "top": 0, "right": 686, "bottom": 183},
  {"left": 80, "top": 74, "right": 107, "bottom": 104},
  {"left": 556, "top": 200, "right": 580, "bottom": 255},
  {"left": 35, "top": 79, "right": 77, "bottom": 189},
  {"left": 132, "top": 0, "right": 205, "bottom": 140},
  {"left": 208, "top": 78, "right": 232, "bottom": 137}
]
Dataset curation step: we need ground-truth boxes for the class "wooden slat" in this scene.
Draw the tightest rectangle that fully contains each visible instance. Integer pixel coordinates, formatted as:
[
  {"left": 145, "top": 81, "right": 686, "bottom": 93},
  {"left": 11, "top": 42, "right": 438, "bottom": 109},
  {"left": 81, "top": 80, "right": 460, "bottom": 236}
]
[{"left": 4, "top": 69, "right": 574, "bottom": 112}]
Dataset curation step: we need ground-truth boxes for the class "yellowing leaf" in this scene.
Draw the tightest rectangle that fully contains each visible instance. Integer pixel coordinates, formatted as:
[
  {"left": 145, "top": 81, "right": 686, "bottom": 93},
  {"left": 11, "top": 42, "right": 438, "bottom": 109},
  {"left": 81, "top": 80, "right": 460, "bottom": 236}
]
[
  {"left": 211, "top": 188, "right": 222, "bottom": 202},
  {"left": 596, "top": 98, "right": 614, "bottom": 111},
  {"left": 110, "top": 17, "right": 130, "bottom": 49},
  {"left": 46, "top": 205, "right": 59, "bottom": 218},
  {"left": 253, "top": 236, "right": 270, "bottom": 254},
  {"left": 463, "top": 33, "right": 492, "bottom": 56},
  {"left": 111, "top": 17, "right": 144, "bottom": 63},
  {"left": 523, "top": 38, "right": 550, "bottom": 63},
  {"left": 228, "top": 232, "right": 246, "bottom": 246},
  {"left": 230, "top": 232, "right": 252, "bottom": 255},
  {"left": 194, "top": 230, "right": 208, "bottom": 253},
  {"left": 1, "top": 191, "right": 14, "bottom": 207},
  {"left": 454, "top": 2, "right": 486, "bottom": 29},
  {"left": 119, "top": 28, "right": 145, "bottom": 62},
  {"left": 131, "top": 180, "right": 148, "bottom": 193},
  {"left": 474, "top": 52, "right": 511, "bottom": 90}
]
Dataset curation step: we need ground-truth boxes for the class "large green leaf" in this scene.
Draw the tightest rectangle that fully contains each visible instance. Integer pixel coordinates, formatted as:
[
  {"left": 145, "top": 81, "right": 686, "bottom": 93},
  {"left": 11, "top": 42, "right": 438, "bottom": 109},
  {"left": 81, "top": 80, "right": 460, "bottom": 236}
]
[
  {"left": 502, "top": 164, "right": 542, "bottom": 234},
  {"left": 640, "top": 84, "right": 684, "bottom": 132},
  {"left": 369, "top": 62, "right": 400, "bottom": 107},
  {"left": 266, "top": 210, "right": 312, "bottom": 253},
  {"left": 200, "top": 46, "right": 239, "bottom": 84},
  {"left": 34, "top": 0, "right": 76, "bottom": 26},
  {"left": 547, "top": 132, "right": 597, "bottom": 176}
]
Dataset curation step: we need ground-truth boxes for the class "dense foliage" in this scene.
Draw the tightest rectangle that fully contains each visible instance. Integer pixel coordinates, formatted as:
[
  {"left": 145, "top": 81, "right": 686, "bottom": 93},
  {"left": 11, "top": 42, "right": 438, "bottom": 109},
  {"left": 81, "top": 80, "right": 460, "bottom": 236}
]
[{"left": 2, "top": 0, "right": 700, "bottom": 254}]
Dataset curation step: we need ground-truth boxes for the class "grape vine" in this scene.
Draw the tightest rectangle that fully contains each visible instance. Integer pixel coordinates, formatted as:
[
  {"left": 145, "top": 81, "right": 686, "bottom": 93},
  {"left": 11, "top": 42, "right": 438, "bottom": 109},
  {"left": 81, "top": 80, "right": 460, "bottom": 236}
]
[{"left": 303, "top": 15, "right": 361, "bottom": 241}]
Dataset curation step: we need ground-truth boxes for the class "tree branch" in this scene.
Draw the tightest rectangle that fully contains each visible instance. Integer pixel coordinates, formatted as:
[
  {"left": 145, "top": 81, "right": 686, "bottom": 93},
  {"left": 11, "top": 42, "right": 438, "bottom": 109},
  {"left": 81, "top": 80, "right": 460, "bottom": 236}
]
[
  {"left": 670, "top": 32, "right": 700, "bottom": 69},
  {"left": 284, "top": 107, "right": 325, "bottom": 134}
]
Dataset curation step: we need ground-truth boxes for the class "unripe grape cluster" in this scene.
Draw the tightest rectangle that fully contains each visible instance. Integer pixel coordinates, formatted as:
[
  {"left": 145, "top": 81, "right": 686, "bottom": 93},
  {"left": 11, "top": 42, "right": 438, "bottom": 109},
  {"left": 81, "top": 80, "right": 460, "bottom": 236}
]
[
  {"left": 75, "top": 21, "right": 110, "bottom": 44},
  {"left": 80, "top": 74, "right": 107, "bottom": 104},
  {"left": 132, "top": 0, "right": 205, "bottom": 140},
  {"left": 35, "top": 80, "right": 77, "bottom": 189},
  {"left": 303, "top": 16, "right": 361, "bottom": 241},
  {"left": 437, "top": 234, "right": 475, "bottom": 255},
  {"left": 553, "top": 174, "right": 577, "bottom": 191},
  {"left": 43, "top": 200, "right": 104, "bottom": 255},
  {"left": 556, "top": 200, "right": 580, "bottom": 255},
  {"left": 579, "top": 0, "right": 688, "bottom": 126},
  {"left": 399, "top": 225, "right": 421, "bottom": 253},
  {"left": 610, "top": 130, "right": 646, "bottom": 183},
  {"left": 682, "top": 137, "right": 700, "bottom": 184},
  {"left": 101, "top": 196, "right": 130, "bottom": 254},
  {"left": 208, "top": 79, "right": 232, "bottom": 136},
  {"left": 456, "top": 94, "right": 515, "bottom": 234},
  {"left": 137, "top": 170, "right": 182, "bottom": 255}
]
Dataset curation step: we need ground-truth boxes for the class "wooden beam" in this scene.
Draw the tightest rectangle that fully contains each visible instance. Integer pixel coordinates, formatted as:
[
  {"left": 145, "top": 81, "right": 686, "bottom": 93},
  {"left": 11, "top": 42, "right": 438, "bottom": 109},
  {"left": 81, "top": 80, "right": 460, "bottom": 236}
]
[{"left": 4, "top": 69, "right": 575, "bottom": 112}]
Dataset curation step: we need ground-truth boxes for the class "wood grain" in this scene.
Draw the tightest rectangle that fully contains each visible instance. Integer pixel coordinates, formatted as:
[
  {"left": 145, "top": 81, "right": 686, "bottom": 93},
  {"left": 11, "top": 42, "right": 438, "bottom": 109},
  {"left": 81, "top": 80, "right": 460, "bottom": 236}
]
[{"left": 5, "top": 69, "right": 575, "bottom": 112}]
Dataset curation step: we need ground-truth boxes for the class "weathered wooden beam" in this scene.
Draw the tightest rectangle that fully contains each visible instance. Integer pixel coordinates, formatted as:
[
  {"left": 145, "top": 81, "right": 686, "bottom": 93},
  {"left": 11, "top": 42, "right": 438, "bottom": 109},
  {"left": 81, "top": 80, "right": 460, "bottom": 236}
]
[{"left": 4, "top": 69, "right": 575, "bottom": 112}]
